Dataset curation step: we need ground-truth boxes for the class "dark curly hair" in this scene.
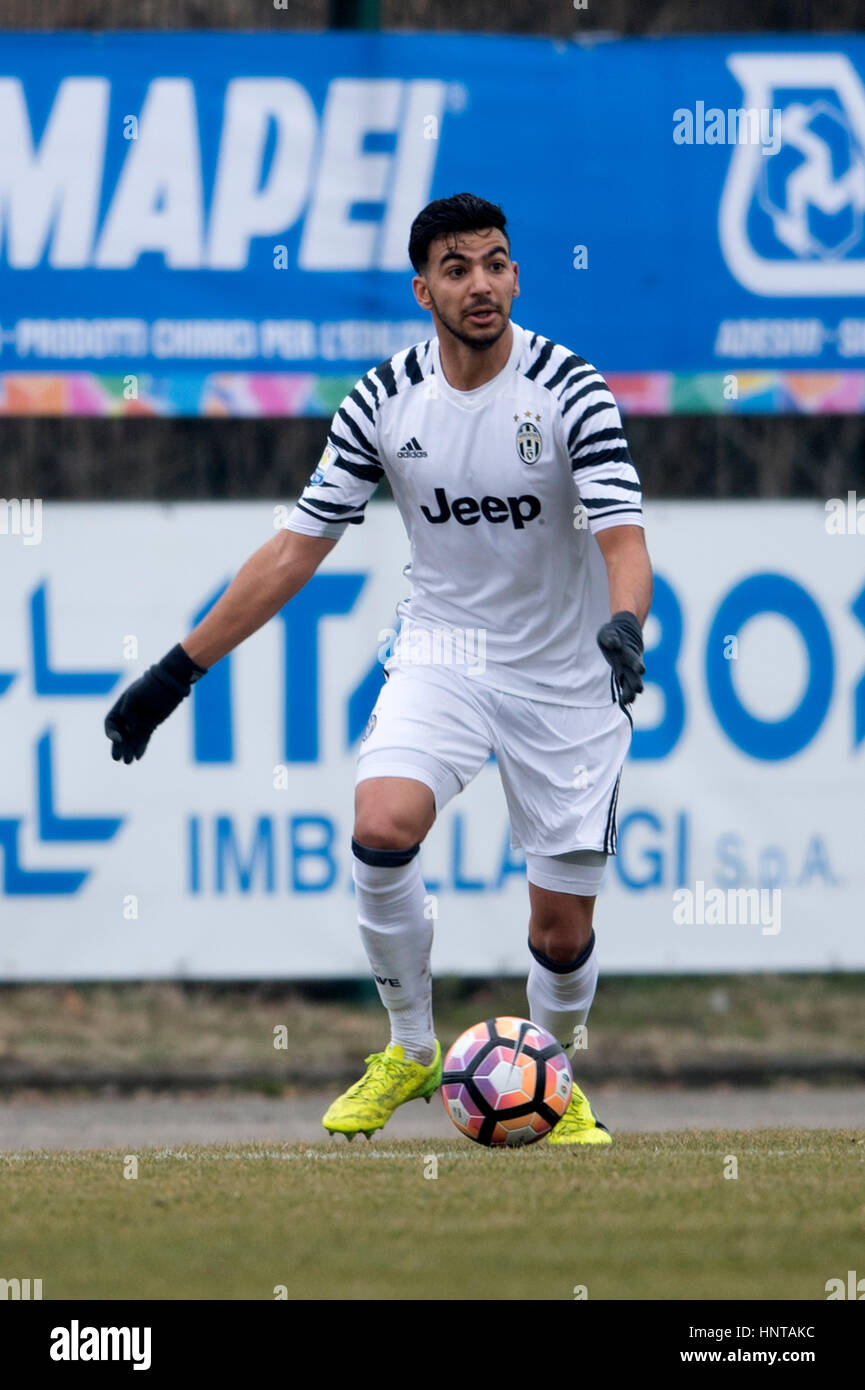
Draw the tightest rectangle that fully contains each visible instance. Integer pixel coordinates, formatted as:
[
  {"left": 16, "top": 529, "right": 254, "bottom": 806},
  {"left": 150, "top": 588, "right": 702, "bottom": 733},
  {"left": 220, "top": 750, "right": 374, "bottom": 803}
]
[{"left": 408, "top": 192, "right": 509, "bottom": 273}]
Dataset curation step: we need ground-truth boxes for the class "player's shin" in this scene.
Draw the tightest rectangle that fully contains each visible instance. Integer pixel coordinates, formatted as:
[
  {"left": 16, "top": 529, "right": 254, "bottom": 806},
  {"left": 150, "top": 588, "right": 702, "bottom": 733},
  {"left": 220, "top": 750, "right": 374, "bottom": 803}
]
[
  {"left": 526, "top": 930, "right": 599, "bottom": 1057},
  {"left": 351, "top": 839, "right": 436, "bottom": 1065}
]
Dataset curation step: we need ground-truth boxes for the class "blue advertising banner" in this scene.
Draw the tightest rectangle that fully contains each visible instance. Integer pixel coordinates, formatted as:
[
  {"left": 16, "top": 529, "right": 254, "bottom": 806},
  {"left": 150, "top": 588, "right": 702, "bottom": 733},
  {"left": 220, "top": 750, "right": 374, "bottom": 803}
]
[
  {"left": 3, "top": 32, "right": 865, "bottom": 410},
  {"left": 0, "top": 500, "right": 862, "bottom": 978}
]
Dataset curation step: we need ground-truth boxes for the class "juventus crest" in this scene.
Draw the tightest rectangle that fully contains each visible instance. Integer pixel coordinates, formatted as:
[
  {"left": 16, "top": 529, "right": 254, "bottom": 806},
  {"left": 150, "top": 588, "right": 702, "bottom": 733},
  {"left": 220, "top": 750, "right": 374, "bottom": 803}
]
[{"left": 516, "top": 420, "right": 542, "bottom": 464}]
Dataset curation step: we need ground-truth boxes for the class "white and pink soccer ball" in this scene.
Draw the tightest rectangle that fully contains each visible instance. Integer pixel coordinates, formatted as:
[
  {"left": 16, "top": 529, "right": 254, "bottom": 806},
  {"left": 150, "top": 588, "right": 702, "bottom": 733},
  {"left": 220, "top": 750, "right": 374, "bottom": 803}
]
[{"left": 441, "top": 1016, "right": 573, "bottom": 1147}]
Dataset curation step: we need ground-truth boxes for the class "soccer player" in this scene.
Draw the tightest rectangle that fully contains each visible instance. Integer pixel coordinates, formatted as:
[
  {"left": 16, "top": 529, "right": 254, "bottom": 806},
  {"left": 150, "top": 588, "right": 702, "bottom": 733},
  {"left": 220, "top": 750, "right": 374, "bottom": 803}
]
[{"left": 105, "top": 193, "right": 651, "bottom": 1146}]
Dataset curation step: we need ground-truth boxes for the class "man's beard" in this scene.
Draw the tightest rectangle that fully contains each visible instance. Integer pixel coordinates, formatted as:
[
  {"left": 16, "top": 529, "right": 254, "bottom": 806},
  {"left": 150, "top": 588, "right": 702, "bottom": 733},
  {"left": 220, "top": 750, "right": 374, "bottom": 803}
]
[{"left": 429, "top": 293, "right": 511, "bottom": 351}]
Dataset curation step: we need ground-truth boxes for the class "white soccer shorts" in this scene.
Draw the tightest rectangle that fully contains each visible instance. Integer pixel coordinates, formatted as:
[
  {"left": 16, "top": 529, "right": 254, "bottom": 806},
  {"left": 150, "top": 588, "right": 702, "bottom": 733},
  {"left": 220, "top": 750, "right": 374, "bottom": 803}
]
[{"left": 355, "top": 662, "right": 632, "bottom": 868}]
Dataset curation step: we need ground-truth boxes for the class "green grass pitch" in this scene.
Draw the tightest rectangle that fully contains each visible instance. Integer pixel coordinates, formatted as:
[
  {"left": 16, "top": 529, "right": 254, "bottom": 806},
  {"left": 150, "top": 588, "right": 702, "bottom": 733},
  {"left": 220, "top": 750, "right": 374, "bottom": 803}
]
[{"left": 1, "top": 1131, "right": 861, "bottom": 1300}]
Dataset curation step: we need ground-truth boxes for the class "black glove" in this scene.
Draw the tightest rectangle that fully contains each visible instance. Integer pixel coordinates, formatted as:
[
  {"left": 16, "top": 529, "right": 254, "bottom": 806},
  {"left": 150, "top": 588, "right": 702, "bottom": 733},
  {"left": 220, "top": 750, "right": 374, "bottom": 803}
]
[
  {"left": 597, "top": 610, "right": 645, "bottom": 708},
  {"left": 105, "top": 643, "right": 207, "bottom": 763}
]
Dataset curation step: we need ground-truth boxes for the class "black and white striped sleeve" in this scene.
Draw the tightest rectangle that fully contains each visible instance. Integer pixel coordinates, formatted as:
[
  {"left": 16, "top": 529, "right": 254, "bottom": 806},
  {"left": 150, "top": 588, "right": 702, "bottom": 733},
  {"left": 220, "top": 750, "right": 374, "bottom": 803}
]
[
  {"left": 557, "top": 363, "right": 643, "bottom": 533},
  {"left": 283, "top": 371, "right": 385, "bottom": 539}
]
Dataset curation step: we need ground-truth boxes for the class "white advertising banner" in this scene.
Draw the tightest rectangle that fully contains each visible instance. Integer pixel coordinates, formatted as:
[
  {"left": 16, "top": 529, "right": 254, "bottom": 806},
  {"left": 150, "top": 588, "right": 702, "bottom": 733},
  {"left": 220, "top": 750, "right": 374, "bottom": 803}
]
[{"left": 0, "top": 499, "right": 862, "bottom": 977}]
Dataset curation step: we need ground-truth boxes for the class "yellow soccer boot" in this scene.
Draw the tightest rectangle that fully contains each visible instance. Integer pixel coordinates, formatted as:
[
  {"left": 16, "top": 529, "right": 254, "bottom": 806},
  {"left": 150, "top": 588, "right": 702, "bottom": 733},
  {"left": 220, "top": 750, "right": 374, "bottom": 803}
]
[
  {"left": 547, "top": 1081, "right": 613, "bottom": 1146},
  {"left": 322, "top": 1040, "right": 442, "bottom": 1139}
]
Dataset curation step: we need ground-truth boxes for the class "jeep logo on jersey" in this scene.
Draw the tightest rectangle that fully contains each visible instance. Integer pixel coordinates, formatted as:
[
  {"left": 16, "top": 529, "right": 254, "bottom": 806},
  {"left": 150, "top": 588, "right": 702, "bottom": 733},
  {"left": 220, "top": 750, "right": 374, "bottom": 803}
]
[
  {"left": 516, "top": 420, "right": 542, "bottom": 464},
  {"left": 420, "top": 487, "right": 541, "bottom": 529}
]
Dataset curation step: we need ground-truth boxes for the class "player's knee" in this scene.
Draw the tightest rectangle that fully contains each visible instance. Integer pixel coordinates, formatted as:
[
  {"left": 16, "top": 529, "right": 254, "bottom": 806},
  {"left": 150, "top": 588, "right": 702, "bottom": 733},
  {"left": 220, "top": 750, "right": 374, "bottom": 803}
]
[
  {"left": 532, "top": 927, "right": 592, "bottom": 962},
  {"left": 354, "top": 778, "right": 435, "bottom": 849},
  {"left": 529, "top": 899, "right": 595, "bottom": 959},
  {"left": 352, "top": 809, "right": 425, "bottom": 851}
]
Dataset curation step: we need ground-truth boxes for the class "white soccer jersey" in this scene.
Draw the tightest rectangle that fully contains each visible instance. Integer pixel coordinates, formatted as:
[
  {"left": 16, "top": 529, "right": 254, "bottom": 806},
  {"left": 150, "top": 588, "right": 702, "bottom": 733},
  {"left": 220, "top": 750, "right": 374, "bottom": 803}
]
[{"left": 284, "top": 321, "right": 644, "bottom": 706}]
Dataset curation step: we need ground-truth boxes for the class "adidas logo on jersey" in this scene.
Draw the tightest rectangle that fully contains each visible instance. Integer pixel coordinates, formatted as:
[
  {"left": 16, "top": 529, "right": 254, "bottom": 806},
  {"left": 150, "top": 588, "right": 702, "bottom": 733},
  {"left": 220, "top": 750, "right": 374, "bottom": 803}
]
[
  {"left": 397, "top": 436, "right": 428, "bottom": 458},
  {"left": 420, "top": 486, "right": 542, "bottom": 530}
]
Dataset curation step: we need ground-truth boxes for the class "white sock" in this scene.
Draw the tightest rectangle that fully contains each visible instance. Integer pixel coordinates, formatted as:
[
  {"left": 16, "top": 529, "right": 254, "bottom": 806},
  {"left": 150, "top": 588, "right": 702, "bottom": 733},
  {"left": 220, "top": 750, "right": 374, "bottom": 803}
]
[
  {"left": 526, "top": 931, "right": 599, "bottom": 1057},
  {"left": 352, "top": 848, "right": 435, "bottom": 1065}
]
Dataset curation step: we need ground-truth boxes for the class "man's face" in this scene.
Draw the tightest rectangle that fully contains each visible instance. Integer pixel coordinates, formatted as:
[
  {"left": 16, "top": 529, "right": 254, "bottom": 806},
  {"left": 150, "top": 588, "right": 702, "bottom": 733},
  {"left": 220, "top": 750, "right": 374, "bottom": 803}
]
[{"left": 412, "top": 227, "right": 520, "bottom": 351}]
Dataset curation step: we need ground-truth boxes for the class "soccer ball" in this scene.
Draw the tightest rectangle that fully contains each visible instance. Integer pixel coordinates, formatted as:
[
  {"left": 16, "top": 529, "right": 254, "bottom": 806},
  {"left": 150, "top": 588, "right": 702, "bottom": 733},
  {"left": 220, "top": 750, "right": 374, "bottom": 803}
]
[{"left": 441, "top": 1016, "right": 573, "bottom": 1146}]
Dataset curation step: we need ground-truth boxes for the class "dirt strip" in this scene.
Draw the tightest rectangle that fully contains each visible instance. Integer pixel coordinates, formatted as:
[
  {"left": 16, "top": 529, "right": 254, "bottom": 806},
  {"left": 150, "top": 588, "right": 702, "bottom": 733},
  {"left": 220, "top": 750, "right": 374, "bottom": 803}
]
[{"left": 1, "top": 1086, "right": 863, "bottom": 1151}]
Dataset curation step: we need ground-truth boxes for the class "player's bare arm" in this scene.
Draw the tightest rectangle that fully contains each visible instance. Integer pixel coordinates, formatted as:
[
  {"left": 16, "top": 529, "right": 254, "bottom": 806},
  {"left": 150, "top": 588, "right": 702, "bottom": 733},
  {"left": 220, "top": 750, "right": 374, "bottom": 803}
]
[
  {"left": 595, "top": 524, "right": 653, "bottom": 626},
  {"left": 104, "top": 528, "right": 337, "bottom": 763},
  {"left": 595, "top": 525, "right": 653, "bottom": 709},
  {"left": 182, "top": 529, "right": 337, "bottom": 669}
]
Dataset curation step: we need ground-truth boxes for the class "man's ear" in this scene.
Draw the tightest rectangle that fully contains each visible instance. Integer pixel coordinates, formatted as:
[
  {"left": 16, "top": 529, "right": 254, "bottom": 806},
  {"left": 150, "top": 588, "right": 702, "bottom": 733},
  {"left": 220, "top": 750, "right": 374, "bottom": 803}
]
[
  {"left": 412, "top": 274, "right": 431, "bottom": 310},
  {"left": 512, "top": 260, "right": 520, "bottom": 298}
]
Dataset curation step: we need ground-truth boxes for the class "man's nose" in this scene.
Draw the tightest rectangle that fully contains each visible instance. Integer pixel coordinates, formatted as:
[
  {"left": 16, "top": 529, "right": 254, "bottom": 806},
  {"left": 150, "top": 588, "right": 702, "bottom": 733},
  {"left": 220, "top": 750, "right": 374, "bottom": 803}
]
[{"left": 467, "top": 268, "right": 493, "bottom": 296}]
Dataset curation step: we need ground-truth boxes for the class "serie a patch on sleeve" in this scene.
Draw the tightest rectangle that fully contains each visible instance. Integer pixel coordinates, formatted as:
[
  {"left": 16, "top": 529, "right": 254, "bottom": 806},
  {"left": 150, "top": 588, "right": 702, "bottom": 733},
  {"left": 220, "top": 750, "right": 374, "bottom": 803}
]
[{"left": 309, "top": 443, "right": 338, "bottom": 487}]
